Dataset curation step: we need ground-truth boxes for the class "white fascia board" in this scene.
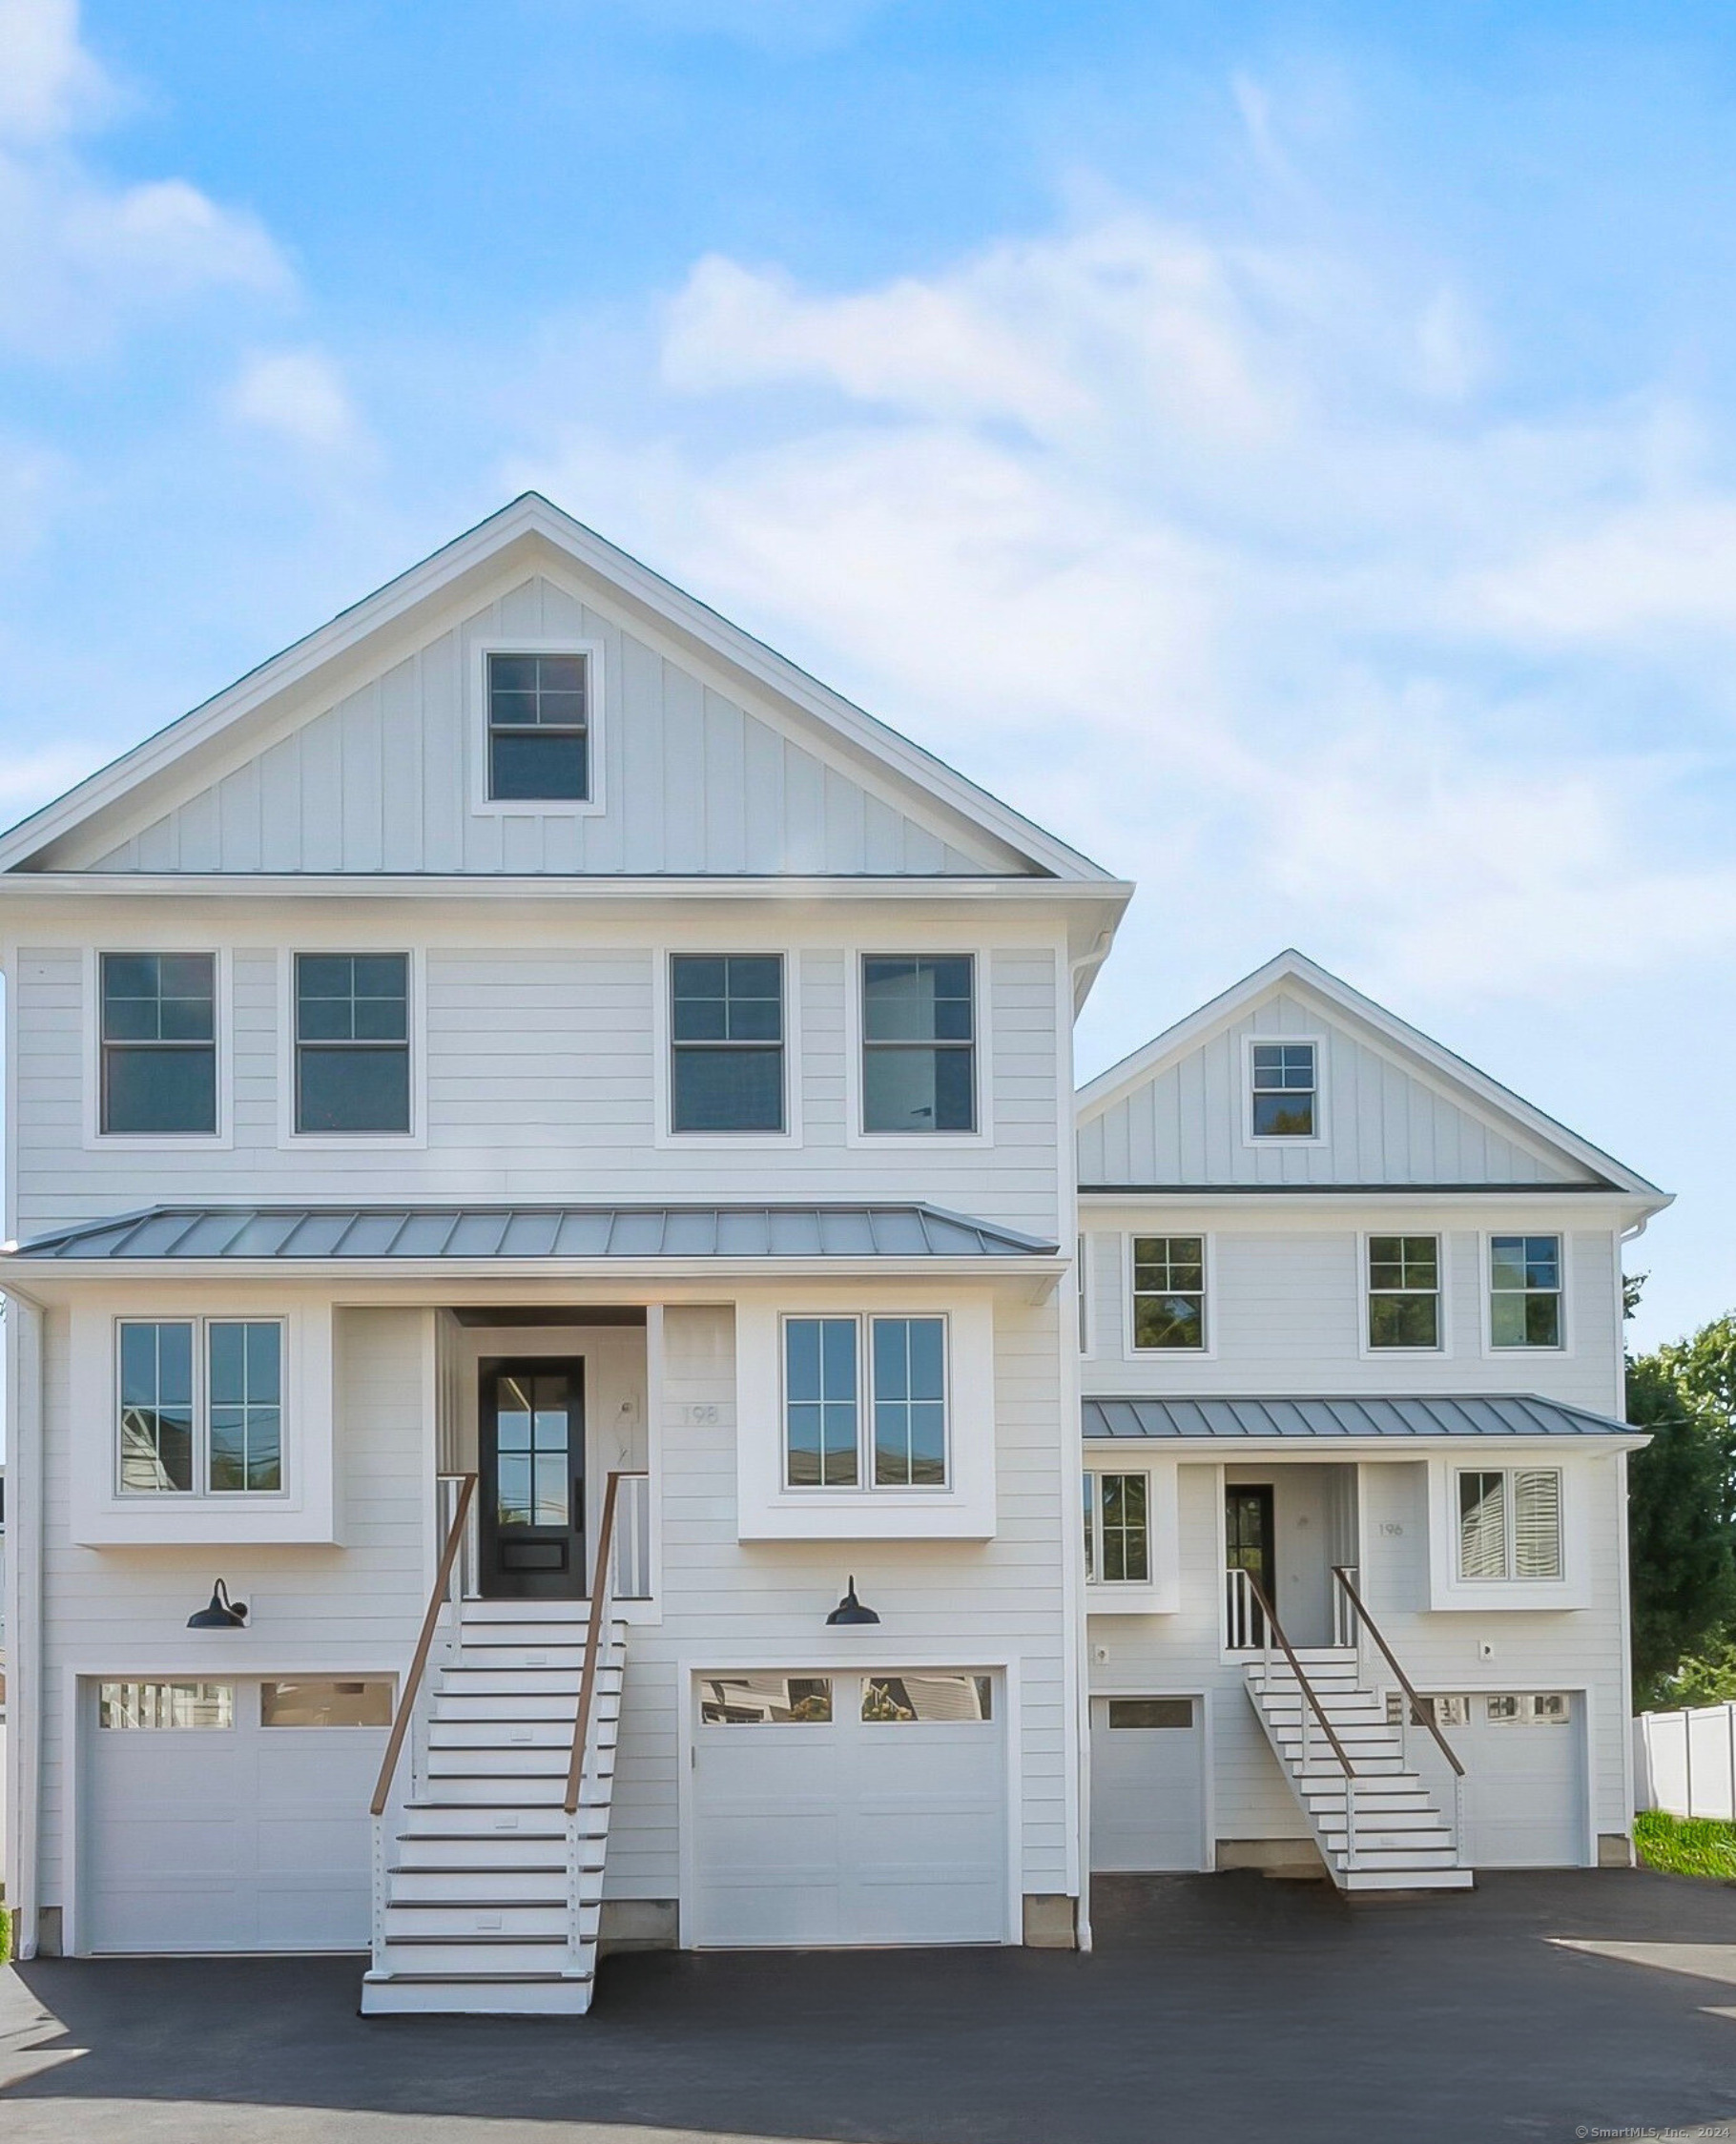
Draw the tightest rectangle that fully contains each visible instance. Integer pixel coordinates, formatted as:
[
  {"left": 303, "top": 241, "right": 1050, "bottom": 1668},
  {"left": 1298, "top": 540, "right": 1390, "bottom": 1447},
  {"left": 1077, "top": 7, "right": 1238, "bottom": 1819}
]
[
  {"left": 1075, "top": 949, "right": 1666, "bottom": 1205},
  {"left": 0, "top": 872, "right": 1131, "bottom": 905},
  {"left": 1077, "top": 1186, "right": 1661, "bottom": 1224},
  {"left": 0, "top": 494, "right": 1118, "bottom": 886},
  {"left": 1079, "top": 1433, "right": 1652, "bottom": 1458},
  {"left": 2, "top": 1253, "right": 1070, "bottom": 1289}
]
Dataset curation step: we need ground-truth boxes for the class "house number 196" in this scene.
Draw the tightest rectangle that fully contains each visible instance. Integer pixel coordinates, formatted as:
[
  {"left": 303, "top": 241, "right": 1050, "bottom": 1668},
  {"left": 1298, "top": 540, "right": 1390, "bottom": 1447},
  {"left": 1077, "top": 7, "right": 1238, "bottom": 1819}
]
[{"left": 688, "top": 1404, "right": 720, "bottom": 1424}]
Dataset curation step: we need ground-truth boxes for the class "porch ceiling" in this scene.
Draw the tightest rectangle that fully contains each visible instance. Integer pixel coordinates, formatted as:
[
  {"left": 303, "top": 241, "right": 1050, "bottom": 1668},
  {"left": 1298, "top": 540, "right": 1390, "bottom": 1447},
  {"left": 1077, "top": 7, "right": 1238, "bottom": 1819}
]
[{"left": 1082, "top": 1393, "right": 1638, "bottom": 1440}]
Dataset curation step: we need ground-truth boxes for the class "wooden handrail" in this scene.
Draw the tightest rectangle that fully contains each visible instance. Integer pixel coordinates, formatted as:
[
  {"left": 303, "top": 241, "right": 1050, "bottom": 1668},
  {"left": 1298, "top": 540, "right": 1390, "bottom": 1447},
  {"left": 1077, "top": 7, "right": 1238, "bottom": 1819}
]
[
  {"left": 370, "top": 1472, "right": 477, "bottom": 1817},
  {"left": 565, "top": 1469, "right": 626, "bottom": 1816},
  {"left": 1332, "top": 1564, "right": 1465, "bottom": 1778},
  {"left": 1241, "top": 1569, "right": 1358, "bottom": 1780}
]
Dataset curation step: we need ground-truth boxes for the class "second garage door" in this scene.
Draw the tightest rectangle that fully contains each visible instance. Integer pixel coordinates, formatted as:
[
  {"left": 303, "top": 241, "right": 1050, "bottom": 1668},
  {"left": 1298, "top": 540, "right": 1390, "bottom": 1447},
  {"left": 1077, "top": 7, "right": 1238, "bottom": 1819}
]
[
  {"left": 1447, "top": 1690, "right": 1588, "bottom": 1868},
  {"left": 690, "top": 1669, "right": 1007, "bottom": 1947}
]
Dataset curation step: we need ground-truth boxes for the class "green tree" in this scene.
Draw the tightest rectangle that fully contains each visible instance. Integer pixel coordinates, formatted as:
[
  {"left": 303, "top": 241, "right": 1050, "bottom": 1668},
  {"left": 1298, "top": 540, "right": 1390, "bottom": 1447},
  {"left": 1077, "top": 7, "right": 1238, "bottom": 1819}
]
[{"left": 1627, "top": 1343, "right": 1736, "bottom": 1705}]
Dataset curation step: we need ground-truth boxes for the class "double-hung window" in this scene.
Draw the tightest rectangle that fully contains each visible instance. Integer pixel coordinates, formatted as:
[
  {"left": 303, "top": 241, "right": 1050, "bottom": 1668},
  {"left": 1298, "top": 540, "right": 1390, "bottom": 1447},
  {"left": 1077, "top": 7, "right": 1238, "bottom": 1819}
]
[
  {"left": 119, "top": 1319, "right": 283, "bottom": 1495},
  {"left": 1084, "top": 1471, "right": 1150, "bottom": 1584},
  {"left": 1368, "top": 1235, "right": 1441, "bottom": 1349},
  {"left": 99, "top": 953, "right": 217, "bottom": 1135},
  {"left": 1130, "top": 1236, "right": 1206, "bottom": 1350},
  {"left": 1250, "top": 1041, "right": 1316, "bottom": 1138},
  {"left": 295, "top": 954, "right": 410, "bottom": 1134},
  {"left": 486, "top": 651, "right": 589, "bottom": 801},
  {"left": 1457, "top": 1467, "right": 1562, "bottom": 1581},
  {"left": 1489, "top": 1235, "right": 1562, "bottom": 1348},
  {"left": 670, "top": 956, "right": 785, "bottom": 1132},
  {"left": 860, "top": 956, "right": 975, "bottom": 1133},
  {"left": 783, "top": 1314, "right": 948, "bottom": 1488}
]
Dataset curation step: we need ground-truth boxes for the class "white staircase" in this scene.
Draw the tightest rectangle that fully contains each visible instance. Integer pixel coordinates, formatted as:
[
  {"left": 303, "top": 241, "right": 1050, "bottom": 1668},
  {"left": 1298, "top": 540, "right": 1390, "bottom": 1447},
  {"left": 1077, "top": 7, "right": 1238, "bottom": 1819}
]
[
  {"left": 1247, "top": 1645, "right": 1473, "bottom": 1894},
  {"left": 362, "top": 1599, "right": 627, "bottom": 2014}
]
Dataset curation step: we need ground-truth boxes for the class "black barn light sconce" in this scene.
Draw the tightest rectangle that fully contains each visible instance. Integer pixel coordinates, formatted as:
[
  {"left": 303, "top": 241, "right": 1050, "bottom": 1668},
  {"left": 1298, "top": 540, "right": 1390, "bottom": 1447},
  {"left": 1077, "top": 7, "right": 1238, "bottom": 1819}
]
[
  {"left": 825, "top": 1576, "right": 879, "bottom": 1626},
  {"left": 187, "top": 1578, "right": 249, "bottom": 1629}
]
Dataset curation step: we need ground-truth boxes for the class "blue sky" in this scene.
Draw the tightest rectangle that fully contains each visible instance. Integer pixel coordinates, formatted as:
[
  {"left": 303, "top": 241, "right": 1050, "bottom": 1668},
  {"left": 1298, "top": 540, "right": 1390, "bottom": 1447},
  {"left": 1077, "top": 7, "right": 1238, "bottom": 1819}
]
[{"left": 4, "top": 0, "right": 1736, "bottom": 1342}]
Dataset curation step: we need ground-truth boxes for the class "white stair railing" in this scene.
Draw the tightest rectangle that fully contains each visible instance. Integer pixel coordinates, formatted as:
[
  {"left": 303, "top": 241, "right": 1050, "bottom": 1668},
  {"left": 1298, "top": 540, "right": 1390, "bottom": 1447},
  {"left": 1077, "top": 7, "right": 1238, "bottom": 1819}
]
[
  {"left": 1330, "top": 1564, "right": 1469, "bottom": 1868},
  {"left": 610, "top": 1470, "right": 652, "bottom": 1600},
  {"left": 1241, "top": 1568, "right": 1360, "bottom": 1873},
  {"left": 371, "top": 1471, "right": 478, "bottom": 1974},
  {"left": 565, "top": 1470, "right": 628, "bottom": 1976},
  {"left": 1225, "top": 1565, "right": 1267, "bottom": 1650}
]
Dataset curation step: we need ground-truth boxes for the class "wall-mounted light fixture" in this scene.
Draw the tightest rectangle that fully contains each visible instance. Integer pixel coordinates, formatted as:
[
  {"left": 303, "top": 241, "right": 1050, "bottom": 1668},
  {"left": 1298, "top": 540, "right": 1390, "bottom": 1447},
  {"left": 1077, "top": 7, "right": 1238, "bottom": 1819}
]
[
  {"left": 825, "top": 1576, "right": 878, "bottom": 1626},
  {"left": 187, "top": 1578, "right": 248, "bottom": 1629}
]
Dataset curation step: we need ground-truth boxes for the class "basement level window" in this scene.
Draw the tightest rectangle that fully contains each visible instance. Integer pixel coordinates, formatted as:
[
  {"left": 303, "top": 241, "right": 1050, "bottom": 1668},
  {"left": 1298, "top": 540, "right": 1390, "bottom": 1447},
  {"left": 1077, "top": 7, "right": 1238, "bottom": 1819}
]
[{"left": 487, "top": 650, "right": 589, "bottom": 800}]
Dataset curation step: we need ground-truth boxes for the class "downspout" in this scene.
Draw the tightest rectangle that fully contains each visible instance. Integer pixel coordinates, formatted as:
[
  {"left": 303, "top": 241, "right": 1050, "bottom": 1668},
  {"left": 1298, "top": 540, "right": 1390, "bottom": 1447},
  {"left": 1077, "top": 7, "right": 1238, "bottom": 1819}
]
[{"left": 4, "top": 1284, "right": 44, "bottom": 1958}]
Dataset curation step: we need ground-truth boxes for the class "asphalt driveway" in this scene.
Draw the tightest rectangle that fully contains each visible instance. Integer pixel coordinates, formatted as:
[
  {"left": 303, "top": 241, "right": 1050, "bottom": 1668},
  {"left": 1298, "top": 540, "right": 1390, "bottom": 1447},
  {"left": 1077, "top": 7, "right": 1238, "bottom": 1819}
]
[{"left": 2, "top": 1870, "right": 1734, "bottom": 2143}]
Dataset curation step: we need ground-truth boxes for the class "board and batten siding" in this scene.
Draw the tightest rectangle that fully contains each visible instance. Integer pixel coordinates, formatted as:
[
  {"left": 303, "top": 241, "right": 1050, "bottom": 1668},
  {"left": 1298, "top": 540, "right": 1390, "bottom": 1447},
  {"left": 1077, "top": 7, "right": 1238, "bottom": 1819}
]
[
  {"left": 1084, "top": 1217, "right": 1623, "bottom": 1419},
  {"left": 607, "top": 1301, "right": 1076, "bottom": 1908},
  {"left": 78, "top": 576, "right": 1005, "bottom": 879},
  {"left": 10, "top": 939, "right": 1064, "bottom": 1243},
  {"left": 34, "top": 1307, "right": 433, "bottom": 1931},
  {"left": 1078, "top": 991, "right": 1597, "bottom": 1187}
]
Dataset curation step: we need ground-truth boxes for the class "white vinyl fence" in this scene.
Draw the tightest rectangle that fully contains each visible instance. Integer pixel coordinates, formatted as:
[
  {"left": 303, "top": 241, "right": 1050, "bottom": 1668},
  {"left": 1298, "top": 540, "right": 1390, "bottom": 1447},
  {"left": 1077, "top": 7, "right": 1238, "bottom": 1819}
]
[{"left": 1635, "top": 1703, "right": 1736, "bottom": 1821}]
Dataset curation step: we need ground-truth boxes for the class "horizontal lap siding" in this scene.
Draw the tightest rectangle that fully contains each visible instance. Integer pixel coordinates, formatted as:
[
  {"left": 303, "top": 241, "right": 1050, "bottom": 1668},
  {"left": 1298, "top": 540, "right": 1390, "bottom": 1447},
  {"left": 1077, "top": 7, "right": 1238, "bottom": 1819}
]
[
  {"left": 11, "top": 944, "right": 1062, "bottom": 1245},
  {"left": 35, "top": 1309, "right": 431, "bottom": 1918},
  {"left": 1084, "top": 1222, "right": 1621, "bottom": 1415},
  {"left": 1079, "top": 992, "right": 1596, "bottom": 1187},
  {"left": 86, "top": 578, "right": 1005, "bottom": 878},
  {"left": 611, "top": 1300, "right": 1073, "bottom": 1904}
]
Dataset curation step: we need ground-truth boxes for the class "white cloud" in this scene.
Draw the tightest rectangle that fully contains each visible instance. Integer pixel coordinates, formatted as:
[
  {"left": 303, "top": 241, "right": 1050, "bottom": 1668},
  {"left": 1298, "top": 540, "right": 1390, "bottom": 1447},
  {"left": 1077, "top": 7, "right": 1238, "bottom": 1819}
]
[
  {"left": 517, "top": 196, "right": 1736, "bottom": 1009},
  {"left": 228, "top": 348, "right": 362, "bottom": 451},
  {"left": 0, "top": 0, "right": 106, "bottom": 144},
  {"left": 0, "top": 0, "right": 291, "bottom": 360}
]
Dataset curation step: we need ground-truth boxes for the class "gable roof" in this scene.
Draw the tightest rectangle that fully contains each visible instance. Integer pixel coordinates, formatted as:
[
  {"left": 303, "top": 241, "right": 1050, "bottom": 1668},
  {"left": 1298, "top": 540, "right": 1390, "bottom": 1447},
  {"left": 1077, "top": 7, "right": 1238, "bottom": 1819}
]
[
  {"left": 1076, "top": 949, "right": 1665, "bottom": 1201},
  {"left": 0, "top": 493, "right": 1117, "bottom": 885}
]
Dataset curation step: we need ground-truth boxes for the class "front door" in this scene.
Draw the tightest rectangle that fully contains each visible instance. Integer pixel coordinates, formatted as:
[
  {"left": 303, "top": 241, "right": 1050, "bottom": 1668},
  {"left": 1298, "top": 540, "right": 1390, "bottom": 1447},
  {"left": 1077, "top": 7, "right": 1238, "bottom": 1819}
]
[
  {"left": 1225, "top": 1483, "right": 1275, "bottom": 1642},
  {"left": 479, "top": 1358, "right": 586, "bottom": 1600}
]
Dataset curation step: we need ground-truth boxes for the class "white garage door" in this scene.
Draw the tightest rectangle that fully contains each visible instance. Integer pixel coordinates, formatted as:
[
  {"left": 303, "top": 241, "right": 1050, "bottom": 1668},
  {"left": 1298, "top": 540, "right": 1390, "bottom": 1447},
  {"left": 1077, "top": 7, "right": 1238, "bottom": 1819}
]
[
  {"left": 1090, "top": 1696, "right": 1207, "bottom": 1871},
  {"left": 691, "top": 1669, "right": 1007, "bottom": 1948},
  {"left": 1452, "top": 1691, "right": 1588, "bottom": 1868},
  {"left": 83, "top": 1678, "right": 392, "bottom": 1953}
]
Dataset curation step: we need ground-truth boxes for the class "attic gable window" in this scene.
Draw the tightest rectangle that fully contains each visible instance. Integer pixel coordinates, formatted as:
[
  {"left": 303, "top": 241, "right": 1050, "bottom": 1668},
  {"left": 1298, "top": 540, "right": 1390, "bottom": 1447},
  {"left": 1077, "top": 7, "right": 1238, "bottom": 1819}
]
[
  {"left": 1250, "top": 1041, "right": 1317, "bottom": 1139},
  {"left": 487, "top": 651, "right": 589, "bottom": 801}
]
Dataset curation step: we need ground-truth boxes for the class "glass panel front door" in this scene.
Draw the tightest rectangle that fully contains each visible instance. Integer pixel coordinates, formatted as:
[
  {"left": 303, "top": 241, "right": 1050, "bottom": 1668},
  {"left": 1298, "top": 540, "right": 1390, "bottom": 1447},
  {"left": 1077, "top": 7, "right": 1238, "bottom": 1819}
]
[
  {"left": 1225, "top": 1483, "right": 1275, "bottom": 1643},
  {"left": 480, "top": 1358, "right": 586, "bottom": 1599}
]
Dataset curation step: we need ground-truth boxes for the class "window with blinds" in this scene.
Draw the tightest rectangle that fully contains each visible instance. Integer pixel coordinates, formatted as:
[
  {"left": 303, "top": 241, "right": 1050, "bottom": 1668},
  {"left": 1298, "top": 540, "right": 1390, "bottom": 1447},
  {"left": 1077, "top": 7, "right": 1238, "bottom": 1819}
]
[{"left": 1457, "top": 1467, "right": 1561, "bottom": 1581}]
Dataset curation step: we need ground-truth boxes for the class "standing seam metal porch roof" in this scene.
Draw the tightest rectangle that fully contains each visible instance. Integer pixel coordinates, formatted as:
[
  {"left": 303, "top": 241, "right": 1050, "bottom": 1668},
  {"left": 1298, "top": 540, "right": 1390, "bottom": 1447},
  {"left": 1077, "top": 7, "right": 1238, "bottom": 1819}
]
[
  {"left": 2, "top": 1203, "right": 1059, "bottom": 1263},
  {"left": 1082, "top": 1394, "right": 1640, "bottom": 1439}
]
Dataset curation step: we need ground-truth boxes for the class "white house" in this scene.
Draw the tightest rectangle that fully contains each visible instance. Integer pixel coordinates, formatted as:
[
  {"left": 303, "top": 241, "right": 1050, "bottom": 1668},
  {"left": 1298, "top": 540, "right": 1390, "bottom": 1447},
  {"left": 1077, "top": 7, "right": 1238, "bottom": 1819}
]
[
  {"left": 0, "top": 495, "right": 1127, "bottom": 2010},
  {"left": 1078, "top": 953, "right": 1667, "bottom": 1887},
  {"left": 0, "top": 498, "right": 1665, "bottom": 2010}
]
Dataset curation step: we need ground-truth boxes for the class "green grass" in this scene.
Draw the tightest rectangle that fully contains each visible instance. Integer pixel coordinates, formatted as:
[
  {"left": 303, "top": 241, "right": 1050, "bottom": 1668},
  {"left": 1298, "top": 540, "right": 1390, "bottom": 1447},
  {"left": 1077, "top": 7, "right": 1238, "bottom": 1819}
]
[
  {"left": 0, "top": 1909, "right": 10, "bottom": 1967},
  {"left": 1636, "top": 1808, "right": 1736, "bottom": 1880}
]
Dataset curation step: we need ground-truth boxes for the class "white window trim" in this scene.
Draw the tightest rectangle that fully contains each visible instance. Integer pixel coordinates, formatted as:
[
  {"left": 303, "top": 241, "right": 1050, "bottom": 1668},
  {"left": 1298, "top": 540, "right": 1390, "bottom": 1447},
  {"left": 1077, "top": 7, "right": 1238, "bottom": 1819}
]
[
  {"left": 1240, "top": 1031, "right": 1328, "bottom": 1148},
  {"left": 651, "top": 947, "right": 803, "bottom": 1149},
  {"left": 736, "top": 1291, "right": 995, "bottom": 1539},
  {"left": 1479, "top": 1228, "right": 1569, "bottom": 1357},
  {"left": 1122, "top": 1230, "right": 1214, "bottom": 1362},
  {"left": 114, "top": 1313, "right": 292, "bottom": 1503},
  {"left": 468, "top": 634, "right": 608, "bottom": 820},
  {"left": 1424, "top": 1453, "right": 1589, "bottom": 1610},
  {"left": 82, "top": 946, "right": 234, "bottom": 1152},
  {"left": 1081, "top": 1448, "right": 1180, "bottom": 1612},
  {"left": 778, "top": 1309, "right": 953, "bottom": 1495},
  {"left": 1076, "top": 1232, "right": 1095, "bottom": 1361},
  {"left": 843, "top": 947, "right": 993, "bottom": 1149},
  {"left": 277, "top": 946, "right": 428, "bottom": 1149},
  {"left": 1084, "top": 1466, "right": 1153, "bottom": 1585},
  {"left": 72, "top": 1298, "right": 334, "bottom": 1547},
  {"left": 1358, "top": 1228, "right": 1450, "bottom": 1359}
]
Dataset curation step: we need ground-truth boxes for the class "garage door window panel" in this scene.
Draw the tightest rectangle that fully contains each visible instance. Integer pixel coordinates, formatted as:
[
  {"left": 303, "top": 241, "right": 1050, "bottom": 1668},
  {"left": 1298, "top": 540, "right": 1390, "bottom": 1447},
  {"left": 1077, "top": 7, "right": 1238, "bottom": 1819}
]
[
  {"left": 1107, "top": 1698, "right": 1192, "bottom": 1729},
  {"left": 862, "top": 1673, "right": 993, "bottom": 1721},
  {"left": 260, "top": 1680, "right": 394, "bottom": 1727},
  {"left": 700, "top": 1674, "right": 834, "bottom": 1723},
  {"left": 99, "top": 1681, "right": 234, "bottom": 1730}
]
